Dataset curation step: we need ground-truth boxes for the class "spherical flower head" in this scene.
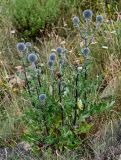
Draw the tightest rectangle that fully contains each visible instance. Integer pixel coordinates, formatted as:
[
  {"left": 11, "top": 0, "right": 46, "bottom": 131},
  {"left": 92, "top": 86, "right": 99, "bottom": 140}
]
[
  {"left": 39, "top": 94, "right": 46, "bottom": 102},
  {"left": 96, "top": 15, "right": 103, "bottom": 23},
  {"left": 72, "top": 16, "right": 80, "bottom": 25},
  {"left": 56, "top": 47, "right": 62, "bottom": 55},
  {"left": 82, "top": 47, "right": 90, "bottom": 56},
  {"left": 49, "top": 52, "right": 56, "bottom": 61},
  {"left": 28, "top": 53, "right": 37, "bottom": 63},
  {"left": 48, "top": 60, "right": 54, "bottom": 68},
  {"left": 59, "top": 59, "right": 64, "bottom": 65},
  {"left": 26, "top": 42, "right": 32, "bottom": 47},
  {"left": 63, "top": 48, "right": 68, "bottom": 54},
  {"left": 83, "top": 9, "right": 93, "bottom": 20},
  {"left": 17, "top": 42, "right": 26, "bottom": 52}
]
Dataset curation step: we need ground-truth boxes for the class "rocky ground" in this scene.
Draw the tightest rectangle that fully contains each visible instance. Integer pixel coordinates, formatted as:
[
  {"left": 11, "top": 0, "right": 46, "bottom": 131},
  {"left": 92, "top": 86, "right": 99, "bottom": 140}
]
[
  {"left": 0, "top": 142, "right": 35, "bottom": 160},
  {"left": 93, "top": 121, "right": 121, "bottom": 160}
]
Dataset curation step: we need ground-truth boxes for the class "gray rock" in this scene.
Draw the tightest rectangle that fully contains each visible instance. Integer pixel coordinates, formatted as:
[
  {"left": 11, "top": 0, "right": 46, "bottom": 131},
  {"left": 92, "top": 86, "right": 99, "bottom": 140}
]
[
  {"left": 101, "top": 76, "right": 121, "bottom": 98},
  {"left": 0, "top": 141, "right": 36, "bottom": 160}
]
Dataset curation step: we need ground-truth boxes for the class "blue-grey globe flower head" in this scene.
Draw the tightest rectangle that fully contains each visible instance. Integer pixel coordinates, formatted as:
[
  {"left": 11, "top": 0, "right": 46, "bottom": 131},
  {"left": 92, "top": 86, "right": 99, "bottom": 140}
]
[
  {"left": 82, "top": 47, "right": 90, "bottom": 56},
  {"left": 39, "top": 93, "right": 46, "bottom": 102},
  {"left": 56, "top": 47, "right": 62, "bottom": 55},
  {"left": 96, "top": 15, "right": 103, "bottom": 24},
  {"left": 83, "top": 9, "right": 93, "bottom": 20},
  {"left": 72, "top": 16, "right": 80, "bottom": 25},
  {"left": 28, "top": 53, "right": 37, "bottom": 63},
  {"left": 17, "top": 42, "right": 26, "bottom": 52},
  {"left": 63, "top": 48, "right": 68, "bottom": 54},
  {"left": 48, "top": 60, "right": 54, "bottom": 68},
  {"left": 26, "top": 42, "right": 32, "bottom": 47},
  {"left": 59, "top": 59, "right": 64, "bottom": 65},
  {"left": 49, "top": 52, "right": 56, "bottom": 61}
]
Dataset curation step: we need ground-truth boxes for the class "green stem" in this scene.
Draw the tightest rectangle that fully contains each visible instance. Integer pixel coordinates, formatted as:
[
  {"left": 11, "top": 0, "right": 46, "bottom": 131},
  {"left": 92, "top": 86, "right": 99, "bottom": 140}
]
[
  {"left": 58, "top": 77, "right": 64, "bottom": 126},
  {"left": 83, "top": 61, "right": 87, "bottom": 111},
  {"left": 35, "top": 64, "right": 41, "bottom": 89}
]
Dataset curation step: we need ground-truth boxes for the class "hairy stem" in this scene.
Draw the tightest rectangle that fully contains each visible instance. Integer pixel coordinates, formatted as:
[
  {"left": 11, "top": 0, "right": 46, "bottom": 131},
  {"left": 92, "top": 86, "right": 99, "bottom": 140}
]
[
  {"left": 35, "top": 64, "right": 41, "bottom": 89},
  {"left": 73, "top": 66, "right": 79, "bottom": 125},
  {"left": 43, "top": 113, "right": 49, "bottom": 135},
  {"left": 40, "top": 103, "right": 49, "bottom": 136},
  {"left": 51, "top": 68, "right": 54, "bottom": 96},
  {"left": 22, "top": 59, "right": 32, "bottom": 97},
  {"left": 83, "top": 63, "right": 87, "bottom": 111}
]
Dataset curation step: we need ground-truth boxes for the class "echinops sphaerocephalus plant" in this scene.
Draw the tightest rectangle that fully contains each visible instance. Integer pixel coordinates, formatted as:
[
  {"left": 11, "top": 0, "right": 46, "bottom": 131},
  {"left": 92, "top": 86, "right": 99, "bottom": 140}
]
[{"left": 15, "top": 9, "right": 107, "bottom": 152}]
